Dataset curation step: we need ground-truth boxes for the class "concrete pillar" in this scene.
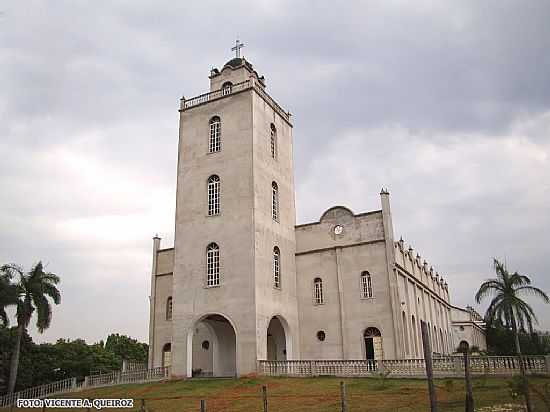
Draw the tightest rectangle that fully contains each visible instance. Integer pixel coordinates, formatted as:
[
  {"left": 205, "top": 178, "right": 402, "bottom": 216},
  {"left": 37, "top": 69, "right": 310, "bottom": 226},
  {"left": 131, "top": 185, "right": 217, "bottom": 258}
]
[
  {"left": 148, "top": 235, "right": 161, "bottom": 369},
  {"left": 380, "top": 189, "right": 403, "bottom": 359},
  {"left": 171, "top": 321, "right": 191, "bottom": 378},
  {"left": 545, "top": 355, "right": 550, "bottom": 375}
]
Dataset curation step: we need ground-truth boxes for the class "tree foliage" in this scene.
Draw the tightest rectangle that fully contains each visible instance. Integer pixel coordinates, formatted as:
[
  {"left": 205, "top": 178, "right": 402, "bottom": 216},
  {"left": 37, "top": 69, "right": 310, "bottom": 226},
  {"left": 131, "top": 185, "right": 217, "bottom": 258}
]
[
  {"left": 104, "top": 333, "right": 148, "bottom": 363},
  {"left": 0, "top": 328, "right": 148, "bottom": 395},
  {"left": 485, "top": 320, "right": 550, "bottom": 356},
  {"left": 3, "top": 262, "right": 61, "bottom": 393},
  {"left": 476, "top": 259, "right": 549, "bottom": 335}
]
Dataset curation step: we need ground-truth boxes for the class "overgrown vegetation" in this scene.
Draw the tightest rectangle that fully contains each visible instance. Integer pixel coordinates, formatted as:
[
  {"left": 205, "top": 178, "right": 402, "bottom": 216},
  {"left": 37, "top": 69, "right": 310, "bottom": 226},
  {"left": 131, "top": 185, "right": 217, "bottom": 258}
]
[
  {"left": 0, "top": 329, "right": 147, "bottom": 395},
  {"left": 485, "top": 321, "right": 550, "bottom": 355}
]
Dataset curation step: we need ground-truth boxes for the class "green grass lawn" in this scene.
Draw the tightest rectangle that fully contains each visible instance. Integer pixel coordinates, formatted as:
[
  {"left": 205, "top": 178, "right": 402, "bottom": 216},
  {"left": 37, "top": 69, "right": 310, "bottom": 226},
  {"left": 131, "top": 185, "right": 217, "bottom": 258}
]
[{"left": 3, "top": 376, "right": 550, "bottom": 411}]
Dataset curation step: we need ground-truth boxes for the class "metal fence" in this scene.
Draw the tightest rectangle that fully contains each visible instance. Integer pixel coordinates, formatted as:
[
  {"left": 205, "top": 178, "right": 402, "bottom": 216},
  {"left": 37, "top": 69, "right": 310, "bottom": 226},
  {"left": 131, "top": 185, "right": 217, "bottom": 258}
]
[{"left": 0, "top": 366, "right": 170, "bottom": 408}]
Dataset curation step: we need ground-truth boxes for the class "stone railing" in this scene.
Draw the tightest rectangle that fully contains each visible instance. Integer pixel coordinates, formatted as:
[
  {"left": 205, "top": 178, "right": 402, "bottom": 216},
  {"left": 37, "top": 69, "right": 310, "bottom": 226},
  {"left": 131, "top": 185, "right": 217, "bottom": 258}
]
[
  {"left": 252, "top": 81, "right": 292, "bottom": 122},
  {"left": 121, "top": 359, "right": 147, "bottom": 372},
  {"left": 258, "top": 356, "right": 550, "bottom": 378},
  {"left": 180, "top": 79, "right": 292, "bottom": 123},
  {"left": 84, "top": 366, "right": 170, "bottom": 389},
  {"left": 0, "top": 366, "right": 170, "bottom": 408},
  {"left": 181, "top": 80, "right": 251, "bottom": 110}
]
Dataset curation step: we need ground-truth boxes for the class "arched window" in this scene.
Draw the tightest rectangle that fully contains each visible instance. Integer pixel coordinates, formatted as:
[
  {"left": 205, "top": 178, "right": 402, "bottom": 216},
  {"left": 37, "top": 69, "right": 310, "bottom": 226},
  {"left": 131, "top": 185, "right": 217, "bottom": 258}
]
[
  {"left": 270, "top": 123, "right": 277, "bottom": 159},
  {"left": 313, "top": 277, "right": 324, "bottom": 304},
  {"left": 411, "top": 315, "right": 418, "bottom": 357},
  {"left": 273, "top": 246, "right": 281, "bottom": 288},
  {"left": 207, "top": 175, "right": 220, "bottom": 215},
  {"left": 221, "top": 81, "right": 232, "bottom": 96},
  {"left": 166, "top": 297, "right": 173, "bottom": 321},
  {"left": 162, "top": 343, "right": 172, "bottom": 367},
  {"left": 402, "top": 311, "right": 410, "bottom": 356},
  {"left": 360, "top": 271, "right": 373, "bottom": 298},
  {"left": 209, "top": 116, "right": 221, "bottom": 153},
  {"left": 206, "top": 242, "right": 220, "bottom": 287},
  {"left": 272, "top": 181, "right": 279, "bottom": 221}
]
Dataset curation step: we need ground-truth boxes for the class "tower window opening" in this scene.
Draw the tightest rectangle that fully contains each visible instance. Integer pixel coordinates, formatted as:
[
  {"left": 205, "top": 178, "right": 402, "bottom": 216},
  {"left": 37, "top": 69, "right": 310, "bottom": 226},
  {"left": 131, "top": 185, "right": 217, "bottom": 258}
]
[
  {"left": 222, "top": 82, "right": 232, "bottom": 96},
  {"left": 166, "top": 297, "right": 173, "bottom": 320},
  {"left": 270, "top": 123, "right": 277, "bottom": 159},
  {"left": 206, "top": 242, "right": 220, "bottom": 287},
  {"left": 313, "top": 277, "right": 324, "bottom": 304},
  {"left": 273, "top": 247, "right": 281, "bottom": 289},
  {"left": 361, "top": 271, "right": 373, "bottom": 298},
  {"left": 209, "top": 116, "right": 221, "bottom": 153},
  {"left": 207, "top": 175, "right": 220, "bottom": 216},
  {"left": 272, "top": 181, "right": 279, "bottom": 221}
]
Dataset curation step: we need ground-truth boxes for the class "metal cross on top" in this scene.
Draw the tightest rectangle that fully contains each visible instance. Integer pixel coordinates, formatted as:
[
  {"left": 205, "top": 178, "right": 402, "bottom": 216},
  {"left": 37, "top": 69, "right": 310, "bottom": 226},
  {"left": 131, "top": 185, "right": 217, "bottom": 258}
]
[{"left": 231, "top": 39, "right": 245, "bottom": 58}]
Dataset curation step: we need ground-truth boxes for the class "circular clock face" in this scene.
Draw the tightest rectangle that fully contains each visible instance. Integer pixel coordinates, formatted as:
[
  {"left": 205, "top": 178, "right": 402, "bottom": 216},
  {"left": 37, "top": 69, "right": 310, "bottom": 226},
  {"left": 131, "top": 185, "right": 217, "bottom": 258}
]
[{"left": 334, "top": 225, "right": 344, "bottom": 235}]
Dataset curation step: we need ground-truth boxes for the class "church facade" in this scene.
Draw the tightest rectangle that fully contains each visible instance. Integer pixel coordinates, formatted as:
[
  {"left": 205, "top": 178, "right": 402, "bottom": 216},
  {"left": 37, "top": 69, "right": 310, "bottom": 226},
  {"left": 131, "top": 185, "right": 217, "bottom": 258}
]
[{"left": 147, "top": 54, "right": 486, "bottom": 378}]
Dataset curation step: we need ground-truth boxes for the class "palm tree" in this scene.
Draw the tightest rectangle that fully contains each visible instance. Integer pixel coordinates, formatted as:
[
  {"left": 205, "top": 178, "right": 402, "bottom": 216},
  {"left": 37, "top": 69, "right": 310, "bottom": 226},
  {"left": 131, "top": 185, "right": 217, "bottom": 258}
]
[
  {"left": 476, "top": 258, "right": 549, "bottom": 412},
  {"left": 0, "top": 266, "right": 19, "bottom": 327},
  {"left": 3, "top": 262, "right": 61, "bottom": 394}
]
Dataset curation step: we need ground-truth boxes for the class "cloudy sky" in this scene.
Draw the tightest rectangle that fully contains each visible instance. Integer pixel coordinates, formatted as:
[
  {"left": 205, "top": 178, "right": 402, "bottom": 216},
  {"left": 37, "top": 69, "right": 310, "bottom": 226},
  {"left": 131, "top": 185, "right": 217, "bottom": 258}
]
[{"left": 1, "top": 0, "right": 549, "bottom": 344}]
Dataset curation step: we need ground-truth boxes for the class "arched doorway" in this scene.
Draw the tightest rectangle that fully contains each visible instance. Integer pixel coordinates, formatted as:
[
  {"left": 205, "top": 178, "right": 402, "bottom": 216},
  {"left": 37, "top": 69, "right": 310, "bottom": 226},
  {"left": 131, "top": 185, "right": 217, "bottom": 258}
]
[
  {"left": 188, "top": 314, "right": 237, "bottom": 378},
  {"left": 267, "top": 316, "right": 287, "bottom": 361},
  {"left": 458, "top": 340, "right": 470, "bottom": 353},
  {"left": 364, "top": 327, "right": 383, "bottom": 360},
  {"left": 162, "top": 343, "right": 171, "bottom": 367}
]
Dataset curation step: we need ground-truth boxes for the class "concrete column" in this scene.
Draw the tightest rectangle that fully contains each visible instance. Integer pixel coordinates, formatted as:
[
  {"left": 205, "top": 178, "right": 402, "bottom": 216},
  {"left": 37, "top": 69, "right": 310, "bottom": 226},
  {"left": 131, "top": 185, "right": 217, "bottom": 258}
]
[
  {"left": 171, "top": 321, "right": 191, "bottom": 378},
  {"left": 335, "top": 247, "right": 347, "bottom": 359},
  {"left": 148, "top": 235, "right": 161, "bottom": 369},
  {"left": 545, "top": 355, "right": 550, "bottom": 375},
  {"left": 380, "top": 189, "right": 403, "bottom": 359}
]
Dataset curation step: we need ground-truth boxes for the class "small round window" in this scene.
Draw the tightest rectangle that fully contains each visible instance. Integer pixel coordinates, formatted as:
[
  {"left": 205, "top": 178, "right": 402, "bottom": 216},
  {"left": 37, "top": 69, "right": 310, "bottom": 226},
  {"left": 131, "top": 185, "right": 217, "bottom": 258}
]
[
  {"left": 202, "top": 340, "right": 210, "bottom": 350},
  {"left": 317, "top": 330, "right": 326, "bottom": 341}
]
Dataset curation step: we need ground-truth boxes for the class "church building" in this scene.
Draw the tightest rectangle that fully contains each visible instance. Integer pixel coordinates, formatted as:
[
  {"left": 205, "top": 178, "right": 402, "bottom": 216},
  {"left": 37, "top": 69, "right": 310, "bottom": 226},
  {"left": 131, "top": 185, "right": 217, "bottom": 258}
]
[{"left": 147, "top": 47, "right": 486, "bottom": 378}]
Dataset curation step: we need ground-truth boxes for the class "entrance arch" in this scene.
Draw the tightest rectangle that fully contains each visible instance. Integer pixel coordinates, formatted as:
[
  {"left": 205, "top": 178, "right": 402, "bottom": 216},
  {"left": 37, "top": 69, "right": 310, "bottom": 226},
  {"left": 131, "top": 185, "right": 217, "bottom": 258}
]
[
  {"left": 267, "top": 316, "right": 288, "bottom": 361},
  {"left": 363, "top": 327, "right": 383, "bottom": 360},
  {"left": 458, "top": 340, "right": 470, "bottom": 353},
  {"left": 187, "top": 313, "right": 237, "bottom": 378},
  {"left": 162, "top": 343, "right": 171, "bottom": 367}
]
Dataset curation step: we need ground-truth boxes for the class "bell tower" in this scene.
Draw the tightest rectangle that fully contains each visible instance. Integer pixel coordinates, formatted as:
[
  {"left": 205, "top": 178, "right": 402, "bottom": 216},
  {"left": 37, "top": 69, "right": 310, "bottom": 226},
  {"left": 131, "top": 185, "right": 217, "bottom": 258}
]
[{"left": 170, "top": 47, "right": 300, "bottom": 378}]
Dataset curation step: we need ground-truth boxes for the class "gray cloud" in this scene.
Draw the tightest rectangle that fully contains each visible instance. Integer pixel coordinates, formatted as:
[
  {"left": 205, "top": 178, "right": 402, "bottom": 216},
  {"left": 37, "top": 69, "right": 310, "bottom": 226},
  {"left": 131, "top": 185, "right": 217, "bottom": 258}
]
[{"left": 1, "top": 0, "right": 549, "bottom": 342}]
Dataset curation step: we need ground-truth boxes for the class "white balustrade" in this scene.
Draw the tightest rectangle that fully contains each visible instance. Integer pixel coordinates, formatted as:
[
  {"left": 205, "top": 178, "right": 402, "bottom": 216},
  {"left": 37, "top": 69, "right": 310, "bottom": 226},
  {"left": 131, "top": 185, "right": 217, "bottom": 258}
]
[
  {"left": 0, "top": 366, "right": 170, "bottom": 408},
  {"left": 180, "top": 80, "right": 291, "bottom": 123},
  {"left": 258, "top": 356, "right": 549, "bottom": 378}
]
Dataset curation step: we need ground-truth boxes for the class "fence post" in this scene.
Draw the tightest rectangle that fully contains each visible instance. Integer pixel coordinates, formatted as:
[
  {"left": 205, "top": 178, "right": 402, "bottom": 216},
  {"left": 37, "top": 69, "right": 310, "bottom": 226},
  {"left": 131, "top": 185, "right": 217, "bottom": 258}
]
[
  {"left": 71, "top": 377, "right": 77, "bottom": 390},
  {"left": 464, "top": 352, "right": 474, "bottom": 412},
  {"left": 340, "top": 381, "right": 347, "bottom": 412},
  {"left": 421, "top": 321, "right": 438, "bottom": 412},
  {"left": 545, "top": 355, "right": 550, "bottom": 376},
  {"left": 200, "top": 399, "right": 206, "bottom": 412},
  {"left": 140, "top": 399, "right": 146, "bottom": 412},
  {"left": 262, "top": 385, "right": 268, "bottom": 412}
]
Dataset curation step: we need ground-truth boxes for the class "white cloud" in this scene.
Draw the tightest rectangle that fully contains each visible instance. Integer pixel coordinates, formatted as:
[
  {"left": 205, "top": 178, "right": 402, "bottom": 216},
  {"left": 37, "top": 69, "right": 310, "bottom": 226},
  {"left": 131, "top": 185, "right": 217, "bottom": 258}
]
[{"left": 296, "top": 111, "right": 550, "bottom": 329}]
